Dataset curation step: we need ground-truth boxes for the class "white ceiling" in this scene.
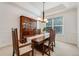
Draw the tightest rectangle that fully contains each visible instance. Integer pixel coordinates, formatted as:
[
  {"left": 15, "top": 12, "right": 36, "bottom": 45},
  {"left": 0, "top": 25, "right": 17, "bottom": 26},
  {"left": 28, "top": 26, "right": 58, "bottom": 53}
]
[{"left": 12, "top": 2, "right": 78, "bottom": 18}]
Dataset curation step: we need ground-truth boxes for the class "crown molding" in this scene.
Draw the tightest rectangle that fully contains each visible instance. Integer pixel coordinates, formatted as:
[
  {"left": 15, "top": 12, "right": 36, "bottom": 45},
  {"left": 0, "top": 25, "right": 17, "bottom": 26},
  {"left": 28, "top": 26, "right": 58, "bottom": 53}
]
[{"left": 46, "top": 7, "right": 77, "bottom": 18}]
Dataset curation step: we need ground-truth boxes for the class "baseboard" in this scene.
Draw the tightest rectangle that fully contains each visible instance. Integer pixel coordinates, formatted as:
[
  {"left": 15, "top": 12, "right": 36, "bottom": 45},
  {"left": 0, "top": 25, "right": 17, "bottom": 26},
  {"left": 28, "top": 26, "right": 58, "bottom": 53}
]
[
  {"left": 56, "top": 40, "right": 77, "bottom": 46},
  {"left": 0, "top": 43, "right": 12, "bottom": 49}
]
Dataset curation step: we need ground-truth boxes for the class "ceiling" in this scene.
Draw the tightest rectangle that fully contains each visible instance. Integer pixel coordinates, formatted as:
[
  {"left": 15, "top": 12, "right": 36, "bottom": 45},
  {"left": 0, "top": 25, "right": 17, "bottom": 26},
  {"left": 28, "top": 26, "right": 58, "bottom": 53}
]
[
  {"left": 12, "top": 2, "right": 77, "bottom": 18},
  {"left": 30, "top": 2, "right": 77, "bottom": 11}
]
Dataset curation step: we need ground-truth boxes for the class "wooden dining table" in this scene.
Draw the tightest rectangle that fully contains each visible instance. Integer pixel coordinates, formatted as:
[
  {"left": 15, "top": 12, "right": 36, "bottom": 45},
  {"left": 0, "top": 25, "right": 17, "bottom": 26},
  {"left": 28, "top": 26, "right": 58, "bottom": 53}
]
[
  {"left": 26, "top": 32, "right": 50, "bottom": 55},
  {"left": 26, "top": 32, "right": 49, "bottom": 42}
]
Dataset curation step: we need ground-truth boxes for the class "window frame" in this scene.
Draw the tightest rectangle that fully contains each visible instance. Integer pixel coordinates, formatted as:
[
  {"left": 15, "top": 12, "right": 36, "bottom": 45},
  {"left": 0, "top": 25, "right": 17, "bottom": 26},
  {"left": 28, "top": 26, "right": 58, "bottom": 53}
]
[{"left": 53, "top": 16, "right": 64, "bottom": 35}]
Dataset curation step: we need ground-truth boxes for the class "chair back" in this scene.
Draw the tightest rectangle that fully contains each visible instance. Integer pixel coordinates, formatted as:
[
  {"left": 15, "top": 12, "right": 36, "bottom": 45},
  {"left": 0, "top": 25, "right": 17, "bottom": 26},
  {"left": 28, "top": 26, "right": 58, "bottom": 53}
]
[
  {"left": 12, "top": 28, "right": 16, "bottom": 55},
  {"left": 49, "top": 29, "right": 55, "bottom": 45},
  {"left": 12, "top": 28, "right": 19, "bottom": 56},
  {"left": 43, "top": 29, "right": 55, "bottom": 55}
]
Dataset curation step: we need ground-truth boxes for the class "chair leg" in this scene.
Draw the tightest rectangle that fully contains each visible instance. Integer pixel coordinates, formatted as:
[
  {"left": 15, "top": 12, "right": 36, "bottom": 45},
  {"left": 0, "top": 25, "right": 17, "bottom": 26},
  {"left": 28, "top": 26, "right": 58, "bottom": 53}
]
[
  {"left": 32, "top": 41, "right": 34, "bottom": 56},
  {"left": 54, "top": 40, "right": 55, "bottom": 47},
  {"left": 32, "top": 49, "right": 34, "bottom": 56},
  {"left": 42, "top": 43, "right": 44, "bottom": 56},
  {"left": 12, "top": 50, "right": 15, "bottom": 56},
  {"left": 48, "top": 48, "right": 50, "bottom": 56},
  {"left": 52, "top": 43, "right": 54, "bottom": 52}
]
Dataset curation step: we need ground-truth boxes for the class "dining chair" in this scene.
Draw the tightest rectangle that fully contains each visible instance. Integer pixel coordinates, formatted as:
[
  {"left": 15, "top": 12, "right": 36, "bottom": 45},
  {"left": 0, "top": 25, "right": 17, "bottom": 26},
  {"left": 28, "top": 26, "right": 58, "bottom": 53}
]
[
  {"left": 43, "top": 29, "right": 56, "bottom": 56},
  {"left": 12, "top": 28, "right": 34, "bottom": 56}
]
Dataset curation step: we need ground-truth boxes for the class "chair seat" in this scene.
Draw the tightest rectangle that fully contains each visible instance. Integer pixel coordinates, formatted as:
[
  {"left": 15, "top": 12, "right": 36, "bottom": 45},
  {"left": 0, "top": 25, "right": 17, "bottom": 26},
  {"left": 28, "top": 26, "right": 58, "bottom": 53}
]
[
  {"left": 19, "top": 41, "right": 31, "bottom": 47},
  {"left": 44, "top": 40, "right": 49, "bottom": 46},
  {"left": 19, "top": 45, "right": 32, "bottom": 55}
]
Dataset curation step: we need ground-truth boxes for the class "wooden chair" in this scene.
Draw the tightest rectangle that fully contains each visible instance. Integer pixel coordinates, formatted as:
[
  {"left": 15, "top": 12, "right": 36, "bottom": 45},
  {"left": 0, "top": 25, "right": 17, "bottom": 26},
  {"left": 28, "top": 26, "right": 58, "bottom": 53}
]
[
  {"left": 43, "top": 29, "right": 56, "bottom": 56},
  {"left": 12, "top": 28, "right": 34, "bottom": 56}
]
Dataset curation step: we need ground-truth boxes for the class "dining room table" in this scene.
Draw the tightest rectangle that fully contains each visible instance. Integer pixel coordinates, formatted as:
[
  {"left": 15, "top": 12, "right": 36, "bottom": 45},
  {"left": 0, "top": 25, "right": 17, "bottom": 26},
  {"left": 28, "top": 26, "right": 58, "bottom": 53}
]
[{"left": 26, "top": 32, "right": 50, "bottom": 55}]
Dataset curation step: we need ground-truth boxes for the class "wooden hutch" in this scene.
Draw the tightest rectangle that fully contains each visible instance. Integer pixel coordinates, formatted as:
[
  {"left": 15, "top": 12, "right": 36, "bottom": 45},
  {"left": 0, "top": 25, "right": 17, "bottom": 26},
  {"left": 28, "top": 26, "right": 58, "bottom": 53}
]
[{"left": 20, "top": 16, "right": 37, "bottom": 43}]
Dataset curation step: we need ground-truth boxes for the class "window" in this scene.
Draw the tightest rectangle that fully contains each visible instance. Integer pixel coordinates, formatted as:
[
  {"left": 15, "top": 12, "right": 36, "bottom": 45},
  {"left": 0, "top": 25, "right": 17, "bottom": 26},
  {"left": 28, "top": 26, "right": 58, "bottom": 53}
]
[
  {"left": 46, "top": 19, "right": 52, "bottom": 31},
  {"left": 46, "top": 19, "right": 52, "bottom": 27},
  {"left": 54, "top": 16, "right": 64, "bottom": 34}
]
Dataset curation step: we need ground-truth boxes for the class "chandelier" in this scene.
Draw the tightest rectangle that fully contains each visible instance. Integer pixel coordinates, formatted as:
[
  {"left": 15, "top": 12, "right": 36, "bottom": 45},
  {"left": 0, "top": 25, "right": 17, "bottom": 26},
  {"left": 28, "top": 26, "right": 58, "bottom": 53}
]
[{"left": 37, "top": 2, "right": 48, "bottom": 23}]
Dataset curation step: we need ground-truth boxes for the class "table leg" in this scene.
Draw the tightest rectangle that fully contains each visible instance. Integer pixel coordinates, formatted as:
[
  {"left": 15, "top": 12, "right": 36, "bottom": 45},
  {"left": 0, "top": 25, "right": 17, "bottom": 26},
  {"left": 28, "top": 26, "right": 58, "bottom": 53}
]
[{"left": 42, "top": 41, "right": 44, "bottom": 56}]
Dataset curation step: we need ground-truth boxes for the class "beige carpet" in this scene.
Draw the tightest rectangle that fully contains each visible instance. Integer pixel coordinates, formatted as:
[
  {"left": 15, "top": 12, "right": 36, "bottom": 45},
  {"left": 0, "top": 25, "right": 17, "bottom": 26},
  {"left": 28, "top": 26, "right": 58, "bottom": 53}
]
[{"left": 0, "top": 41, "right": 79, "bottom": 56}]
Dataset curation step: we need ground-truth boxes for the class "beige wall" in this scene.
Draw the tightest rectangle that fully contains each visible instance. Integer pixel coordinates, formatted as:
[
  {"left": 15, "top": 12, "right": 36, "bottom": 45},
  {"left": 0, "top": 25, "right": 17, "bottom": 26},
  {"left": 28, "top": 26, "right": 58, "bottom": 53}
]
[{"left": 77, "top": 3, "right": 79, "bottom": 47}]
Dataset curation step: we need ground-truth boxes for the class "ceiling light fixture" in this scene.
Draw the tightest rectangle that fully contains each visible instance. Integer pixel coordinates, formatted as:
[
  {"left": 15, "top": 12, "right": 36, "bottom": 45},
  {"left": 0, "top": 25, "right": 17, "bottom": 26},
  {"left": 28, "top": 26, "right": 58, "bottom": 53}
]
[{"left": 37, "top": 2, "right": 48, "bottom": 23}]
